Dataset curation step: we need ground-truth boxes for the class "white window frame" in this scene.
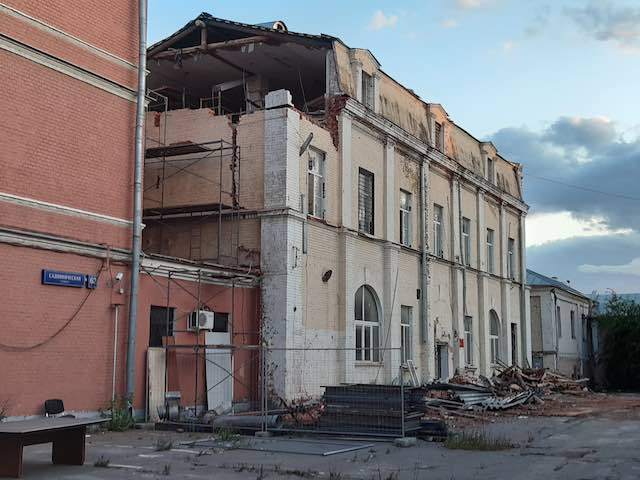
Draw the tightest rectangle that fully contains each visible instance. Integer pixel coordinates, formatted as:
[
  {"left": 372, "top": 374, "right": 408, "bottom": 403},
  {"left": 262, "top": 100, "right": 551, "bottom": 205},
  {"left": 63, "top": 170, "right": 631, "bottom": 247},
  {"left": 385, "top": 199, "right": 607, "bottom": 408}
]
[
  {"left": 487, "top": 228, "right": 495, "bottom": 274},
  {"left": 355, "top": 285, "right": 380, "bottom": 362},
  {"left": 490, "top": 315, "right": 500, "bottom": 365},
  {"left": 307, "top": 148, "right": 325, "bottom": 219},
  {"left": 358, "top": 168, "right": 374, "bottom": 234},
  {"left": 401, "top": 306, "right": 413, "bottom": 364},
  {"left": 433, "top": 204, "right": 444, "bottom": 257},
  {"left": 399, "top": 190, "right": 412, "bottom": 247},
  {"left": 507, "top": 237, "right": 515, "bottom": 279},
  {"left": 464, "top": 315, "right": 473, "bottom": 366},
  {"left": 462, "top": 217, "right": 471, "bottom": 266}
]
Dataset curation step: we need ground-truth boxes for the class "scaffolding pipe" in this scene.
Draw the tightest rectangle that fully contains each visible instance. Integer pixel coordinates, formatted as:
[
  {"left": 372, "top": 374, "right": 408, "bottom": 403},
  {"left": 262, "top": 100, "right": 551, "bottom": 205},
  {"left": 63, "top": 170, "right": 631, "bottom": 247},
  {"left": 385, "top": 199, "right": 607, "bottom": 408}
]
[{"left": 126, "top": 0, "right": 148, "bottom": 409}]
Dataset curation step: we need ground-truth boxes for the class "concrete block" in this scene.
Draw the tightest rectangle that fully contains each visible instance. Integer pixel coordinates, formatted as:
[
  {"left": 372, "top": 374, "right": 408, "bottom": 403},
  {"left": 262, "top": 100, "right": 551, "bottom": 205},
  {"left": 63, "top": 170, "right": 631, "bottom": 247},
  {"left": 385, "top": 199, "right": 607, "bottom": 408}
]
[
  {"left": 265, "top": 89, "right": 293, "bottom": 109},
  {"left": 394, "top": 436, "right": 417, "bottom": 448}
]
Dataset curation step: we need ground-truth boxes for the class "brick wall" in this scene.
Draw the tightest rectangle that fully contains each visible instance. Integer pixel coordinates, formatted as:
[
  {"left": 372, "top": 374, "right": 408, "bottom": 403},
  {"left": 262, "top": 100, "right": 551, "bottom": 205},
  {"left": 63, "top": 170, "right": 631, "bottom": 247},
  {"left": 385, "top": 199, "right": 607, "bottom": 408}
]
[{"left": 0, "top": 244, "right": 130, "bottom": 416}]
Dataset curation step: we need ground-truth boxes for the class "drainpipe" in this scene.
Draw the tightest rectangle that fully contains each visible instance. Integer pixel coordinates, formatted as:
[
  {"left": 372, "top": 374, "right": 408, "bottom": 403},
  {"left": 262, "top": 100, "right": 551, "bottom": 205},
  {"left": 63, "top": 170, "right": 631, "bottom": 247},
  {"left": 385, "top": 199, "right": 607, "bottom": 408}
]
[
  {"left": 419, "top": 159, "right": 430, "bottom": 375},
  {"left": 112, "top": 305, "right": 119, "bottom": 403},
  {"left": 126, "top": 0, "right": 148, "bottom": 409}
]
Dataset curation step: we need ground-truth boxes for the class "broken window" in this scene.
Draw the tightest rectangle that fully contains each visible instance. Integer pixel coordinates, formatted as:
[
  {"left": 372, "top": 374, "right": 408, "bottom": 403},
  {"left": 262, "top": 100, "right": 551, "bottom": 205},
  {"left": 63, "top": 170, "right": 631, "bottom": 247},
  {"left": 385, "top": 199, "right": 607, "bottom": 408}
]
[
  {"left": 361, "top": 71, "right": 374, "bottom": 109},
  {"left": 401, "top": 306, "right": 413, "bottom": 364},
  {"left": 507, "top": 237, "right": 515, "bottom": 279},
  {"left": 464, "top": 315, "right": 473, "bottom": 366},
  {"left": 399, "top": 190, "right": 412, "bottom": 246},
  {"left": 434, "top": 122, "right": 443, "bottom": 151},
  {"left": 487, "top": 228, "right": 495, "bottom": 273},
  {"left": 433, "top": 204, "right": 444, "bottom": 257},
  {"left": 462, "top": 217, "right": 471, "bottom": 266},
  {"left": 149, "top": 306, "right": 175, "bottom": 348},
  {"left": 358, "top": 168, "right": 374, "bottom": 234},
  {"left": 355, "top": 285, "right": 380, "bottom": 362},
  {"left": 307, "top": 148, "right": 325, "bottom": 218}
]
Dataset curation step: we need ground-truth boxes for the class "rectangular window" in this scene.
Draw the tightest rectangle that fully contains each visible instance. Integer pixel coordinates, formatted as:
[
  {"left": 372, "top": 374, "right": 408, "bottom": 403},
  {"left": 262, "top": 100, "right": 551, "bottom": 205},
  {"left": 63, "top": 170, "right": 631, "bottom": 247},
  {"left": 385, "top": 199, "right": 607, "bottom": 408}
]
[
  {"left": 149, "top": 306, "right": 175, "bottom": 348},
  {"left": 361, "top": 71, "right": 374, "bottom": 109},
  {"left": 486, "top": 228, "right": 495, "bottom": 273},
  {"left": 401, "top": 306, "right": 413, "bottom": 364},
  {"left": 400, "top": 190, "right": 412, "bottom": 246},
  {"left": 307, "top": 148, "right": 325, "bottom": 218},
  {"left": 358, "top": 168, "right": 374, "bottom": 234},
  {"left": 570, "top": 311, "right": 576, "bottom": 339},
  {"left": 462, "top": 217, "right": 471, "bottom": 266},
  {"left": 464, "top": 316, "right": 473, "bottom": 366},
  {"left": 557, "top": 306, "right": 562, "bottom": 339},
  {"left": 487, "top": 157, "right": 494, "bottom": 183},
  {"left": 433, "top": 204, "right": 444, "bottom": 257},
  {"left": 507, "top": 237, "right": 515, "bottom": 279},
  {"left": 434, "top": 122, "right": 442, "bottom": 151}
]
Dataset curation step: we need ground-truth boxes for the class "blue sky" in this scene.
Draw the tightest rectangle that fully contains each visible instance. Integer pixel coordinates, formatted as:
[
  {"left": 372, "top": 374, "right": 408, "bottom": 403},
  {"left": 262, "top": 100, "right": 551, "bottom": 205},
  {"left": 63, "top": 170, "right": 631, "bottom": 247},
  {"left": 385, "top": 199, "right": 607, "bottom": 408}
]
[{"left": 149, "top": 0, "right": 640, "bottom": 294}]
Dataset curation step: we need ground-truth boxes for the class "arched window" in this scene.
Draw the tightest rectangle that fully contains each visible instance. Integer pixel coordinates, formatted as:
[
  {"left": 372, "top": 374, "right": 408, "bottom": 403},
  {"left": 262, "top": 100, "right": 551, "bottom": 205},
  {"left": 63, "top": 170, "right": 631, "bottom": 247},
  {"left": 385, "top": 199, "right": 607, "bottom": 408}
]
[
  {"left": 489, "top": 310, "right": 500, "bottom": 364},
  {"left": 354, "top": 285, "right": 380, "bottom": 362}
]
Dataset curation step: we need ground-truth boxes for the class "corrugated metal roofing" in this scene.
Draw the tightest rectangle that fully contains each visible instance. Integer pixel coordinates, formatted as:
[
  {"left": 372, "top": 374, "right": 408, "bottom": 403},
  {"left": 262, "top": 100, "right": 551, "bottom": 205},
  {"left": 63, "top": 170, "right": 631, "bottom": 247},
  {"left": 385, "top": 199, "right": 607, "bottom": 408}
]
[
  {"left": 526, "top": 269, "right": 589, "bottom": 299},
  {"left": 148, "top": 12, "right": 336, "bottom": 54}
]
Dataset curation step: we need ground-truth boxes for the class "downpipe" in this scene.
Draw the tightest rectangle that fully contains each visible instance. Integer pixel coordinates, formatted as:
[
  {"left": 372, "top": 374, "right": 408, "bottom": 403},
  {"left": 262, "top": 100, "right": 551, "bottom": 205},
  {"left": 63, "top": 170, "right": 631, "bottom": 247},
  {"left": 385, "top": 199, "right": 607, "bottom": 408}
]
[{"left": 126, "top": 0, "right": 147, "bottom": 414}]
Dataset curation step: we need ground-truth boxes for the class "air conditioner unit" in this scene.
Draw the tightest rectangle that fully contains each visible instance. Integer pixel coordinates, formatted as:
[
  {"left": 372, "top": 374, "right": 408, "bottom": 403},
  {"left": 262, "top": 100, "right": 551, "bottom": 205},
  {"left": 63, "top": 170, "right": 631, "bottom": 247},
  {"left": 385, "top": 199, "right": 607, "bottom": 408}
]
[{"left": 188, "top": 310, "right": 214, "bottom": 331}]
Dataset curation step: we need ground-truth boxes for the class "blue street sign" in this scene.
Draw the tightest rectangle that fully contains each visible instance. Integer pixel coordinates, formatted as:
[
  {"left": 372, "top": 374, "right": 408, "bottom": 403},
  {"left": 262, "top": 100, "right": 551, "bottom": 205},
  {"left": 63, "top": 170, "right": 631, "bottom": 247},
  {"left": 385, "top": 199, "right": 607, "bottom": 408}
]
[
  {"left": 41, "top": 270, "right": 86, "bottom": 288},
  {"left": 86, "top": 275, "right": 98, "bottom": 289}
]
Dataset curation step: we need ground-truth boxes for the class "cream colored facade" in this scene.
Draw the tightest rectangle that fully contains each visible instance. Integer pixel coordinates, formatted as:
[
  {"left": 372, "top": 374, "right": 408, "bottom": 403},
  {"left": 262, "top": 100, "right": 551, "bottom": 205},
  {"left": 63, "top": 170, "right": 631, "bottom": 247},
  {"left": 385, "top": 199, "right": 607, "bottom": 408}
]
[{"left": 143, "top": 15, "right": 530, "bottom": 398}]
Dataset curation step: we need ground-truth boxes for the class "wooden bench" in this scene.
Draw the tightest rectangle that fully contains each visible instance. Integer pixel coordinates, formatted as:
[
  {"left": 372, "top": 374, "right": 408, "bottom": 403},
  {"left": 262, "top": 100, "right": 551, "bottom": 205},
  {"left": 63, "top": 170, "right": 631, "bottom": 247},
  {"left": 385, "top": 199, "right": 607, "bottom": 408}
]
[{"left": 0, "top": 417, "right": 107, "bottom": 478}]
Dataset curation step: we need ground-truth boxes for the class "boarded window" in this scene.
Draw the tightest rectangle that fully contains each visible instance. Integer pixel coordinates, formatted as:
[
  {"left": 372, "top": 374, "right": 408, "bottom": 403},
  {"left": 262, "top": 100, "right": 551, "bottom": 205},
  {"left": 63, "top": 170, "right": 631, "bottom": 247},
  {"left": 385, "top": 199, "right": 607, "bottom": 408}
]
[
  {"left": 358, "top": 168, "right": 374, "bottom": 234},
  {"left": 361, "top": 71, "right": 374, "bottom": 109},
  {"left": 435, "top": 122, "right": 442, "bottom": 151}
]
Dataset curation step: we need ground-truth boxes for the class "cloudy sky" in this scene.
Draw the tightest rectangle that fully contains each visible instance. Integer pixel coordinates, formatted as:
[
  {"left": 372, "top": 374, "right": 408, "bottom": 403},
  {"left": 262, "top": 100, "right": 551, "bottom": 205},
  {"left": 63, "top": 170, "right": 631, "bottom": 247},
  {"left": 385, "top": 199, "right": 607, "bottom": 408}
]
[{"left": 149, "top": 0, "right": 640, "bottom": 294}]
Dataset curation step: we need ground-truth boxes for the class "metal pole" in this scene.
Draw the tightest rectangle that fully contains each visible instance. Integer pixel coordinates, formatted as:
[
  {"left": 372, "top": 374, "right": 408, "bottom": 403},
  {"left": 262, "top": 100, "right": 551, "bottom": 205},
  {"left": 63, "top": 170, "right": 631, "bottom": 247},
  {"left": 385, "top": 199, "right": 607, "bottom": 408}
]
[
  {"left": 262, "top": 345, "right": 267, "bottom": 433},
  {"left": 126, "top": 0, "right": 148, "bottom": 410},
  {"left": 400, "top": 364, "right": 405, "bottom": 438},
  {"left": 112, "top": 305, "right": 119, "bottom": 403}
]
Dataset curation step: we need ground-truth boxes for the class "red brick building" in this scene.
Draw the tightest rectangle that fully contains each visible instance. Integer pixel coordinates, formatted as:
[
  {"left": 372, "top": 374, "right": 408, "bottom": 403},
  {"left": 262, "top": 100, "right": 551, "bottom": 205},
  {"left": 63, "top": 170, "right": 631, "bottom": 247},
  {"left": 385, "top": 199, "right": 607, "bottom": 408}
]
[{"left": 0, "top": 2, "right": 260, "bottom": 418}]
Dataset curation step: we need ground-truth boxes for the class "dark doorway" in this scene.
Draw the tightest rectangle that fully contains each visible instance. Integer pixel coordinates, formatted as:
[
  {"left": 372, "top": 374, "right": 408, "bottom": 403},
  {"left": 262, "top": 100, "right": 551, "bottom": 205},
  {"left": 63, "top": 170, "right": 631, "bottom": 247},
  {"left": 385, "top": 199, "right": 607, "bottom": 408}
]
[
  {"left": 436, "top": 344, "right": 449, "bottom": 380},
  {"left": 149, "top": 306, "right": 175, "bottom": 347}
]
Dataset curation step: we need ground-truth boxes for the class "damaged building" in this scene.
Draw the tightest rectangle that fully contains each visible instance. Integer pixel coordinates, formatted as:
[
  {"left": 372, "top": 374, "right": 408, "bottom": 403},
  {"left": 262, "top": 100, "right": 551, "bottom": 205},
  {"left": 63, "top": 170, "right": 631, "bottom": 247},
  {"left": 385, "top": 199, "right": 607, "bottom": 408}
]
[{"left": 143, "top": 13, "right": 531, "bottom": 402}]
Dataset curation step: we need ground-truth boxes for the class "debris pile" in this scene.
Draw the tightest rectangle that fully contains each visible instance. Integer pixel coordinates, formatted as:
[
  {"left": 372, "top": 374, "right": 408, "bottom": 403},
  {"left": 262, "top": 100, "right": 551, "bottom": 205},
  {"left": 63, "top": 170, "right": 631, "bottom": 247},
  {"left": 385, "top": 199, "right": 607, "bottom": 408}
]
[{"left": 422, "top": 365, "right": 590, "bottom": 416}]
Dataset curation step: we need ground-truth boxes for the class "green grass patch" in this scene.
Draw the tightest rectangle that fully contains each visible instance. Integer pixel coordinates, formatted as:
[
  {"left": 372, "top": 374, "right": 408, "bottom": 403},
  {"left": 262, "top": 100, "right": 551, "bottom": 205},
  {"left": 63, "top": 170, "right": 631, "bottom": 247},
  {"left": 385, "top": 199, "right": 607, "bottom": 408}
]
[{"left": 444, "top": 430, "right": 514, "bottom": 451}]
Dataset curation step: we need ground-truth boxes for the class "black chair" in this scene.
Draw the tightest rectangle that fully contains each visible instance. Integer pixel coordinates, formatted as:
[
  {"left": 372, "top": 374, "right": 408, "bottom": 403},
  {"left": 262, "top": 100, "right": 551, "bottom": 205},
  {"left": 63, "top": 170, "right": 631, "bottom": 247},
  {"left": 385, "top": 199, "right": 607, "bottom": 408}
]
[{"left": 44, "top": 399, "right": 75, "bottom": 418}]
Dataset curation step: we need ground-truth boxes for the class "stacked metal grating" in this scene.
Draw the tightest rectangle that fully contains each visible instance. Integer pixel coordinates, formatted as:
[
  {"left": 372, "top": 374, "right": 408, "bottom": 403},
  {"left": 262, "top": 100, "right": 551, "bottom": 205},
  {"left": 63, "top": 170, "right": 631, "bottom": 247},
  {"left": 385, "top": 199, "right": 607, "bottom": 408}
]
[{"left": 318, "top": 384, "right": 423, "bottom": 436}]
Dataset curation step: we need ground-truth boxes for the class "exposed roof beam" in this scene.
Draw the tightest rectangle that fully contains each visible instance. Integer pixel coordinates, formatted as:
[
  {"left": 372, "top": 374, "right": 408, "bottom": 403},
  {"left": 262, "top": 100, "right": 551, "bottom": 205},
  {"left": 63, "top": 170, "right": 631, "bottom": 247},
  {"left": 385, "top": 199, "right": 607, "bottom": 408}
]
[
  {"left": 150, "top": 36, "right": 269, "bottom": 59},
  {"left": 147, "top": 24, "right": 199, "bottom": 57}
]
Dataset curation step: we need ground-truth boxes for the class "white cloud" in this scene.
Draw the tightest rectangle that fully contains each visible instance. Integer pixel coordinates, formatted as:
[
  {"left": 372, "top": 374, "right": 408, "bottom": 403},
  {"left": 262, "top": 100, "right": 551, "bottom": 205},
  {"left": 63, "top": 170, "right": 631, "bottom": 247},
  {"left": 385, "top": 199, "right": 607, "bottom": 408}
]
[
  {"left": 502, "top": 40, "right": 516, "bottom": 53},
  {"left": 579, "top": 257, "right": 640, "bottom": 276},
  {"left": 441, "top": 18, "right": 459, "bottom": 28},
  {"left": 526, "top": 211, "right": 633, "bottom": 247},
  {"left": 368, "top": 10, "right": 398, "bottom": 31},
  {"left": 456, "top": 0, "right": 495, "bottom": 10}
]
